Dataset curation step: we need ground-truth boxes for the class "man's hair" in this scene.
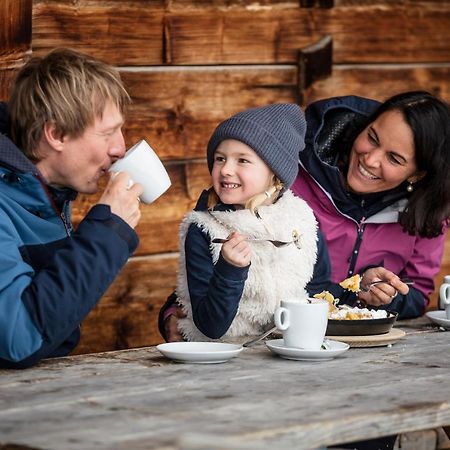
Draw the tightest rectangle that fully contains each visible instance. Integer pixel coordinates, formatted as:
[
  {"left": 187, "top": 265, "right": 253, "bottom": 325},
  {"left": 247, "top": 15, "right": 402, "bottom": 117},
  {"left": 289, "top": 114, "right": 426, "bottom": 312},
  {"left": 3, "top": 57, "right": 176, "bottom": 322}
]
[{"left": 8, "top": 48, "right": 130, "bottom": 161}]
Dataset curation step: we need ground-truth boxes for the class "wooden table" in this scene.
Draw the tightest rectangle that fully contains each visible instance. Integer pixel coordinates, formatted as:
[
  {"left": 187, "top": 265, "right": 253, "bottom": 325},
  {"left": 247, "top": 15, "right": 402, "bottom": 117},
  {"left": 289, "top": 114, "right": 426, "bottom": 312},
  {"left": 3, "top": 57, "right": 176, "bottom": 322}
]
[{"left": 1, "top": 318, "right": 450, "bottom": 450}]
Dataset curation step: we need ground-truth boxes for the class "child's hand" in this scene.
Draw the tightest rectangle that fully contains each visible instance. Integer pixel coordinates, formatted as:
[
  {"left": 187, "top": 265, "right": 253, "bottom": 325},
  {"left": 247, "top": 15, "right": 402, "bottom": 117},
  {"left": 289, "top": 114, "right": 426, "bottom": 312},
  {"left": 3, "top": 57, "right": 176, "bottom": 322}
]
[{"left": 221, "top": 232, "right": 251, "bottom": 268}]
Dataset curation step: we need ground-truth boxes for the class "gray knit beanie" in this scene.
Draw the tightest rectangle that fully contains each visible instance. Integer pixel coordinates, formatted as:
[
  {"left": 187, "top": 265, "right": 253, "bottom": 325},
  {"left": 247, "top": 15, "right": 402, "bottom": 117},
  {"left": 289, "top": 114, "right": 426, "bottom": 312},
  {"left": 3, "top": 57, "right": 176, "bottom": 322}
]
[{"left": 207, "top": 103, "right": 306, "bottom": 189}]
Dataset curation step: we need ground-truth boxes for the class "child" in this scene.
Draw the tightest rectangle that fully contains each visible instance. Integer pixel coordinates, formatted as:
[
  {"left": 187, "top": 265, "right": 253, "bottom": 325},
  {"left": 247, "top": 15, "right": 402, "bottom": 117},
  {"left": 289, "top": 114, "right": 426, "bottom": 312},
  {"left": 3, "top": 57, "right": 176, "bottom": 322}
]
[{"left": 176, "top": 103, "right": 328, "bottom": 341}]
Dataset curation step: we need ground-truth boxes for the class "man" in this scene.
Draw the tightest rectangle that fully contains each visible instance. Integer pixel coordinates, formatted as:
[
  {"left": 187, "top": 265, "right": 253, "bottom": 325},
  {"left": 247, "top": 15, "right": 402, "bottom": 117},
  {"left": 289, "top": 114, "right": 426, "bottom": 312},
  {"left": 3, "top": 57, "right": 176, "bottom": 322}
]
[{"left": 0, "top": 48, "right": 143, "bottom": 369}]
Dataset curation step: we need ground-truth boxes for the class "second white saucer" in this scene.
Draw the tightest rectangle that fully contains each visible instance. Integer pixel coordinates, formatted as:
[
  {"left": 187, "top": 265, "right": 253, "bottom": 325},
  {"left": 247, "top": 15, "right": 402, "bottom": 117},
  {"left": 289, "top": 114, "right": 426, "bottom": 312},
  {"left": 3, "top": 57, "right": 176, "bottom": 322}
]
[{"left": 265, "top": 339, "right": 349, "bottom": 361}]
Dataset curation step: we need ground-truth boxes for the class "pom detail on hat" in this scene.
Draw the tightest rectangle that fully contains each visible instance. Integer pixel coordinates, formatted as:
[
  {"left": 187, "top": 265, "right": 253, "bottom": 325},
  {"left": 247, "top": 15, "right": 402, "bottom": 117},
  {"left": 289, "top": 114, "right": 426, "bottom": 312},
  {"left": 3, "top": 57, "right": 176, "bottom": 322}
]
[{"left": 207, "top": 103, "right": 306, "bottom": 189}]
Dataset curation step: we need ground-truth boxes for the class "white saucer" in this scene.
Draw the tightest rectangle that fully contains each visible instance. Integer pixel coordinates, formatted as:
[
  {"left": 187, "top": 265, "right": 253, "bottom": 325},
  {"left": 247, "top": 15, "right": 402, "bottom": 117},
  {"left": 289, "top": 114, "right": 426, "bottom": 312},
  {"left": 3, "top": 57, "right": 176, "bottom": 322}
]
[
  {"left": 156, "top": 342, "right": 243, "bottom": 364},
  {"left": 426, "top": 310, "right": 450, "bottom": 329},
  {"left": 265, "top": 339, "right": 349, "bottom": 361}
]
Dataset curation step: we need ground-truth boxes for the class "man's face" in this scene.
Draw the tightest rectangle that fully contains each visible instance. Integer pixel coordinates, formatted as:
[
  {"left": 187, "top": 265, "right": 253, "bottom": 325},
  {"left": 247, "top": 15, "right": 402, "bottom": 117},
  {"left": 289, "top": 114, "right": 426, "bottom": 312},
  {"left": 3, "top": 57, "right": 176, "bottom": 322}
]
[{"left": 39, "top": 101, "right": 126, "bottom": 194}]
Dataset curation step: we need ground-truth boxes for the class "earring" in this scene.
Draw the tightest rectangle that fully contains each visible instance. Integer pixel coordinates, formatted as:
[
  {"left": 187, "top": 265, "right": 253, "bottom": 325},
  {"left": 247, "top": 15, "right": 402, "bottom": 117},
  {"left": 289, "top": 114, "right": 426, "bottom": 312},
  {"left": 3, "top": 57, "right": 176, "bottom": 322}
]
[{"left": 407, "top": 182, "right": 414, "bottom": 193}]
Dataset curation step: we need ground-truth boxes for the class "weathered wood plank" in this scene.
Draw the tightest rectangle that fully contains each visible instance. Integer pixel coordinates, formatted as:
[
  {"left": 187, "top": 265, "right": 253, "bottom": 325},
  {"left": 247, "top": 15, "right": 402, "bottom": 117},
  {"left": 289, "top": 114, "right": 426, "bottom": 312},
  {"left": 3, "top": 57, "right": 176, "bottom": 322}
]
[
  {"left": 32, "top": 1, "right": 165, "bottom": 65},
  {"left": 0, "top": 0, "right": 32, "bottom": 100},
  {"left": 32, "top": 2, "right": 450, "bottom": 64},
  {"left": 303, "top": 64, "right": 450, "bottom": 105}
]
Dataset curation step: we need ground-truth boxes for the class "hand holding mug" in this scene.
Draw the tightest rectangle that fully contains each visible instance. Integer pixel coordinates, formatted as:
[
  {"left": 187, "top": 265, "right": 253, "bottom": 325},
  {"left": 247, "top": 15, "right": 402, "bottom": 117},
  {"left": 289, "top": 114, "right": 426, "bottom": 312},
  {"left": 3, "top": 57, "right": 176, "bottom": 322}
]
[{"left": 99, "top": 171, "right": 143, "bottom": 229}]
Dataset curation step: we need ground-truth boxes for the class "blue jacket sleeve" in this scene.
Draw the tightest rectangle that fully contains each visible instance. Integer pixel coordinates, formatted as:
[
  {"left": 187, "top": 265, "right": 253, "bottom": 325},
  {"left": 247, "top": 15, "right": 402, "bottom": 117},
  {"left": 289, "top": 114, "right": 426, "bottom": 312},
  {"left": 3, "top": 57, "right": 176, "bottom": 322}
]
[
  {"left": 185, "top": 223, "right": 249, "bottom": 339},
  {"left": 0, "top": 204, "right": 138, "bottom": 369}
]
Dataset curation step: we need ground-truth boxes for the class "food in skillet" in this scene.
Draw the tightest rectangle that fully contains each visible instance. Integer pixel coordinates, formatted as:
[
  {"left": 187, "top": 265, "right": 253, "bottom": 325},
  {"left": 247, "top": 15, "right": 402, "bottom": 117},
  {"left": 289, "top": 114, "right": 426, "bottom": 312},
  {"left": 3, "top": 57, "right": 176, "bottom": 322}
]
[{"left": 313, "top": 290, "right": 388, "bottom": 320}]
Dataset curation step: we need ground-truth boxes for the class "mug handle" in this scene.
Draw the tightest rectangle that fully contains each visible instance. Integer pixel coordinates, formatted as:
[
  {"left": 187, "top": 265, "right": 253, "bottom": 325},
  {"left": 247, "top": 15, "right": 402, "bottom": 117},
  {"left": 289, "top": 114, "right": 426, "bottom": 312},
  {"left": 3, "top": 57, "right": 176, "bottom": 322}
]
[
  {"left": 274, "top": 307, "right": 290, "bottom": 331},
  {"left": 440, "top": 284, "right": 450, "bottom": 306}
]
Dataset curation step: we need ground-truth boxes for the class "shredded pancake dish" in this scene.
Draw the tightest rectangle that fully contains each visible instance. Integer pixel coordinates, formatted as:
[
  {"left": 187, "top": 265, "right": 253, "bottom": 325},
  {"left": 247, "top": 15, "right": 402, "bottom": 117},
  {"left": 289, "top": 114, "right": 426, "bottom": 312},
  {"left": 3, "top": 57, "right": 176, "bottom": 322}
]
[{"left": 313, "top": 289, "right": 388, "bottom": 321}]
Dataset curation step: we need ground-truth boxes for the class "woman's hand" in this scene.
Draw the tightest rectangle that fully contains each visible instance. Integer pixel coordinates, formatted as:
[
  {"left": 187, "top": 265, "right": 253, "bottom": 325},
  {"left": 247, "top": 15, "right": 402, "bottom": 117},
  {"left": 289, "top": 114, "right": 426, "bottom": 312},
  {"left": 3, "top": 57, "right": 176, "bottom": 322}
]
[
  {"left": 357, "top": 267, "right": 410, "bottom": 307},
  {"left": 221, "top": 232, "right": 252, "bottom": 268}
]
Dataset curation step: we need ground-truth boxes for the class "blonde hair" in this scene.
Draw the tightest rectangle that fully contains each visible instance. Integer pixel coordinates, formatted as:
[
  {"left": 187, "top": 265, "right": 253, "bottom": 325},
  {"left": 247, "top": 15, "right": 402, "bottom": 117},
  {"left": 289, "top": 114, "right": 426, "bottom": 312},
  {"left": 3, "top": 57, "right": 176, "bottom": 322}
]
[
  {"left": 207, "top": 175, "right": 284, "bottom": 214},
  {"left": 8, "top": 48, "right": 130, "bottom": 161}
]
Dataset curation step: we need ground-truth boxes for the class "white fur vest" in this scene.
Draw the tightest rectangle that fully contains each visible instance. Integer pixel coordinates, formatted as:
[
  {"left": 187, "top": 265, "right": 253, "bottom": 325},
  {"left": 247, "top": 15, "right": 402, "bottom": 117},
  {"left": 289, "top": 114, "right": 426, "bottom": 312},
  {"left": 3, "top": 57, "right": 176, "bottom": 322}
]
[{"left": 176, "top": 190, "right": 318, "bottom": 341}]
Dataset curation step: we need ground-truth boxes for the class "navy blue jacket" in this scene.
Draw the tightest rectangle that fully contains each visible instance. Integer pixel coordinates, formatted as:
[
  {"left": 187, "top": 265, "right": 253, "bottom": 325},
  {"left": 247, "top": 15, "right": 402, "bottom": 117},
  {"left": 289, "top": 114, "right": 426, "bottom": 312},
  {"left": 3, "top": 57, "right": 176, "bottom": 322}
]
[{"left": 0, "top": 103, "right": 139, "bottom": 369}]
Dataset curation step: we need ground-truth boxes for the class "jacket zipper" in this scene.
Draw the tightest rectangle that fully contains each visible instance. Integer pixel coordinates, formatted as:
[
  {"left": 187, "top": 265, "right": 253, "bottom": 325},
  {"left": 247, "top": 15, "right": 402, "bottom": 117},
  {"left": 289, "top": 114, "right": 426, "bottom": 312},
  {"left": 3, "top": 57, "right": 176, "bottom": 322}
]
[
  {"left": 347, "top": 218, "right": 366, "bottom": 277},
  {"left": 36, "top": 175, "right": 72, "bottom": 237},
  {"left": 60, "top": 211, "right": 72, "bottom": 236}
]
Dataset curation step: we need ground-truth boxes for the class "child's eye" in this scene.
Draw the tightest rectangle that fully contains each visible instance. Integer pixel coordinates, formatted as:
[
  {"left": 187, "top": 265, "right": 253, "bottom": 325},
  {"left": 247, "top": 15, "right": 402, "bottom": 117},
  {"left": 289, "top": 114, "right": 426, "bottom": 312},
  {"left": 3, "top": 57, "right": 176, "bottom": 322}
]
[
  {"left": 238, "top": 158, "right": 250, "bottom": 164},
  {"left": 215, "top": 155, "right": 225, "bottom": 162}
]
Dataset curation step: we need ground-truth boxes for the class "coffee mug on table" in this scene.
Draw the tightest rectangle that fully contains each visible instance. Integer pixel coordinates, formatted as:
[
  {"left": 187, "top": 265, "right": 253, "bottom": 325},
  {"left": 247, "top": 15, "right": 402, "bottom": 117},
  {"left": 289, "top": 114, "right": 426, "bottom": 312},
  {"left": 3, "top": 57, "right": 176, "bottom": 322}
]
[
  {"left": 439, "top": 275, "right": 450, "bottom": 319},
  {"left": 109, "top": 139, "right": 171, "bottom": 204},
  {"left": 274, "top": 298, "right": 329, "bottom": 350}
]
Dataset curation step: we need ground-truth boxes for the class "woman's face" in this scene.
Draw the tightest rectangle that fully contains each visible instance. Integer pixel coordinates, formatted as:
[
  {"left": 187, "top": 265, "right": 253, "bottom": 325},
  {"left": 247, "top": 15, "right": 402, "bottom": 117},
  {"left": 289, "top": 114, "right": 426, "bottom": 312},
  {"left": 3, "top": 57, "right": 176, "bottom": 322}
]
[
  {"left": 346, "top": 110, "right": 421, "bottom": 194},
  {"left": 211, "top": 139, "right": 273, "bottom": 207}
]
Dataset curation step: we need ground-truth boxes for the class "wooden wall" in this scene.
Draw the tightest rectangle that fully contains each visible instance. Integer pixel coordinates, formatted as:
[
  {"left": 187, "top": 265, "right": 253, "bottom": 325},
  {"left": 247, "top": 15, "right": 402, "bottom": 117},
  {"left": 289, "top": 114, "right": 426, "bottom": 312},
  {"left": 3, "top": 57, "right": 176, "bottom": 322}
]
[{"left": 1, "top": 0, "right": 449, "bottom": 354}]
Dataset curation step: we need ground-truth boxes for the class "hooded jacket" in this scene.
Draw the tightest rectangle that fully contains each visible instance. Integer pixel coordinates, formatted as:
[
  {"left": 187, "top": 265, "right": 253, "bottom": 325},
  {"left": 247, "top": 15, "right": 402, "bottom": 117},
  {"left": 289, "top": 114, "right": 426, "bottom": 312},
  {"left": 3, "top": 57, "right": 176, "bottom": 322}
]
[
  {"left": 0, "top": 103, "right": 139, "bottom": 369},
  {"left": 292, "top": 95, "right": 447, "bottom": 318}
]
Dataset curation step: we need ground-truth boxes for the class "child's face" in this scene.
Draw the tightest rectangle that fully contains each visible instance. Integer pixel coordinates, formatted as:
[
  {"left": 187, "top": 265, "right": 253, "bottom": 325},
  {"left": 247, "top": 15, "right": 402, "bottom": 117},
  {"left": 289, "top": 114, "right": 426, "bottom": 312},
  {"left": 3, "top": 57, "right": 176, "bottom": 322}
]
[{"left": 211, "top": 139, "right": 273, "bottom": 207}]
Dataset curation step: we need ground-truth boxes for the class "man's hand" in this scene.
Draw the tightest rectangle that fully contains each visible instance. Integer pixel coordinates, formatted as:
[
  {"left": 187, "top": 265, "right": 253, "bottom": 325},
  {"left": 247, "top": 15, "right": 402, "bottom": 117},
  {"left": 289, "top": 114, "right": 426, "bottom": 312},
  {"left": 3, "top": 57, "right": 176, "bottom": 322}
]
[{"left": 99, "top": 172, "right": 143, "bottom": 228}]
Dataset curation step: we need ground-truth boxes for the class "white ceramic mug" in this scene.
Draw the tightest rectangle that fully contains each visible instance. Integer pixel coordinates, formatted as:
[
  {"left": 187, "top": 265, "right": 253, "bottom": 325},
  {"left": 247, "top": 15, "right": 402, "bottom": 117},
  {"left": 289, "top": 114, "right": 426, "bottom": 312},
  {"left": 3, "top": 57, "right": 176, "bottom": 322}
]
[
  {"left": 274, "top": 298, "right": 329, "bottom": 350},
  {"left": 109, "top": 139, "right": 171, "bottom": 204},
  {"left": 439, "top": 275, "right": 450, "bottom": 319}
]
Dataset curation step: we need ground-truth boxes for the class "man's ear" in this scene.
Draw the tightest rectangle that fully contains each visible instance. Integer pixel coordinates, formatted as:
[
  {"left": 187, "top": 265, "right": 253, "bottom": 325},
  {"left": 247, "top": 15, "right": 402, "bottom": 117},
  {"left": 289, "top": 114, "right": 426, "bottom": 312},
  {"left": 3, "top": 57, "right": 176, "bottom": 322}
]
[{"left": 43, "top": 121, "right": 65, "bottom": 152}]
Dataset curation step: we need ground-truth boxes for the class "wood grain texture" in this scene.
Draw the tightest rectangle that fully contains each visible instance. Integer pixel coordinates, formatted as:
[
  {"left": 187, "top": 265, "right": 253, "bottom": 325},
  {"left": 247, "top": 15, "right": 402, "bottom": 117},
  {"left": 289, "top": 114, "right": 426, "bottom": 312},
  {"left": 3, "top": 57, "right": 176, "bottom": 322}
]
[
  {"left": 32, "top": 1, "right": 450, "bottom": 64},
  {"left": 0, "top": 0, "right": 32, "bottom": 100},
  {"left": 0, "top": 0, "right": 32, "bottom": 64}
]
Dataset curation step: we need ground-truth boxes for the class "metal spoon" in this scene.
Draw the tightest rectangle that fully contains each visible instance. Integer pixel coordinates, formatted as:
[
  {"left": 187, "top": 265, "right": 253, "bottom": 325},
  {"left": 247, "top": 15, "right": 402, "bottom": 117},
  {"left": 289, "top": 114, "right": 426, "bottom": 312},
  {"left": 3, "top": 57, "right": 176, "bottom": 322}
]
[
  {"left": 212, "top": 238, "right": 292, "bottom": 248},
  {"left": 243, "top": 326, "right": 277, "bottom": 347},
  {"left": 359, "top": 278, "right": 414, "bottom": 292}
]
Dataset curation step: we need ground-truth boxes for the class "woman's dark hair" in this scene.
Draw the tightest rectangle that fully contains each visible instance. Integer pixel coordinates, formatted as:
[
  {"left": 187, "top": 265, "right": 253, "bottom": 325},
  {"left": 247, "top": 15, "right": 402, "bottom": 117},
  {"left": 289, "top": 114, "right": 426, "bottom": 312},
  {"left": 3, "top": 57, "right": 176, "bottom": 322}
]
[{"left": 348, "top": 91, "right": 450, "bottom": 238}]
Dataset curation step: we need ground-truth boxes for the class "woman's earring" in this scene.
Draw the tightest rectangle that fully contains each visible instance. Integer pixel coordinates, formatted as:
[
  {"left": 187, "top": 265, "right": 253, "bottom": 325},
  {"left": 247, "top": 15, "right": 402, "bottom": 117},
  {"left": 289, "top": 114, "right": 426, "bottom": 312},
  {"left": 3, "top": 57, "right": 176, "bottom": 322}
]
[{"left": 407, "top": 182, "right": 414, "bottom": 193}]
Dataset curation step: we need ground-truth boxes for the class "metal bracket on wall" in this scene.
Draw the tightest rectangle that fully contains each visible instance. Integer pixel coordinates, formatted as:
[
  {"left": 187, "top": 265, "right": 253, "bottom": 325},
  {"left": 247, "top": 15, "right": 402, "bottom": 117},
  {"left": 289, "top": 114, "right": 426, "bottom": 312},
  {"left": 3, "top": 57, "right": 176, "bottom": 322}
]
[
  {"left": 297, "top": 35, "right": 332, "bottom": 105},
  {"left": 299, "top": 0, "right": 334, "bottom": 8}
]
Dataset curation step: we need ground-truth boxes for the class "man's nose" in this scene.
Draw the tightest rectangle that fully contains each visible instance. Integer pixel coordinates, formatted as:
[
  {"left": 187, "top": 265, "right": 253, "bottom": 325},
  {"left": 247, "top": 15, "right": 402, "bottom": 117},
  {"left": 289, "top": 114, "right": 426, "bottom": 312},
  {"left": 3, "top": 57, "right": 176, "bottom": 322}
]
[{"left": 109, "top": 131, "right": 126, "bottom": 158}]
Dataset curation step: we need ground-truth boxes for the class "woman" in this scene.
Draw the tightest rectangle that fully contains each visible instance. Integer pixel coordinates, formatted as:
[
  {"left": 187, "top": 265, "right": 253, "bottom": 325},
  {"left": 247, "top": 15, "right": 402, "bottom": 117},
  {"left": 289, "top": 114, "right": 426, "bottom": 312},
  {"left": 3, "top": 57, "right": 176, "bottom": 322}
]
[
  {"left": 159, "top": 90, "right": 450, "bottom": 341},
  {"left": 296, "top": 91, "right": 449, "bottom": 318}
]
